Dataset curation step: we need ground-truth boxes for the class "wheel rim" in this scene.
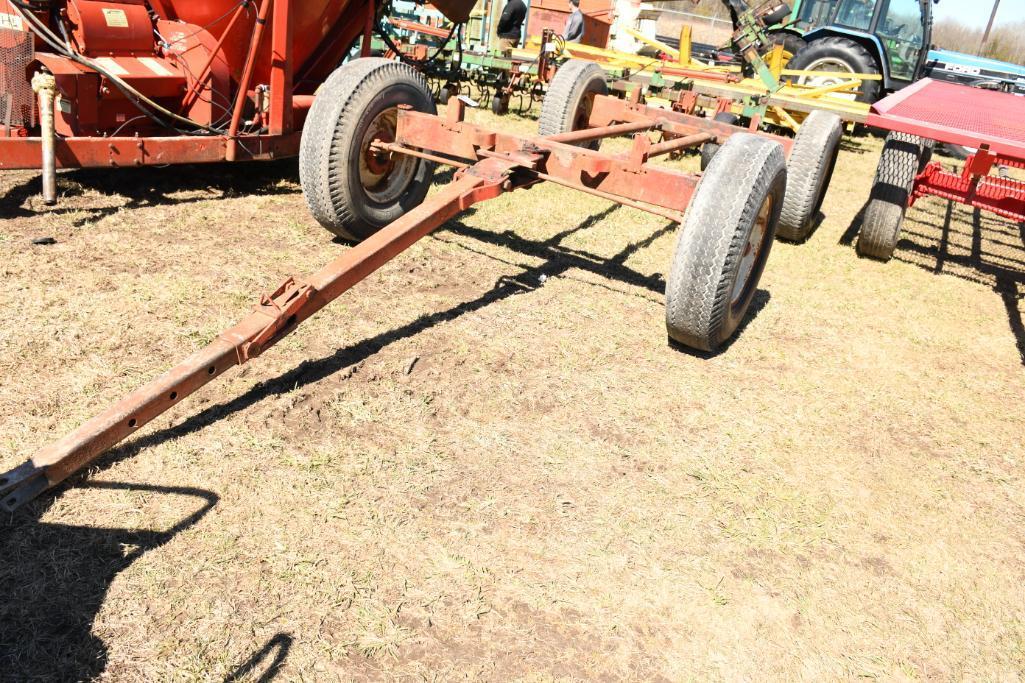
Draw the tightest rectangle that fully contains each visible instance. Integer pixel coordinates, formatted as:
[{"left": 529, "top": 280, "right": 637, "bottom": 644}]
[
  {"left": 731, "top": 193, "right": 772, "bottom": 307},
  {"left": 359, "top": 107, "right": 418, "bottom": 204},
  {"left": 796, "top": 58, "right": 858, "bottom": 101},
  {"left": 572, "top": 90, "right": 596, "bottom": 133}
]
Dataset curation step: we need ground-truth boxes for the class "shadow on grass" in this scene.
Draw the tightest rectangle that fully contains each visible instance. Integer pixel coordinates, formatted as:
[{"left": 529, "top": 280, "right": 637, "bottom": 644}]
[
  {"left": 1, "top": 159, "right": 301, "bottom": 229},
  {"left": 842, "top": 198, "right": 1025, "bottom": 365},
  {"left": 0, "top": 481, "right": 218, "bottom": 681}
]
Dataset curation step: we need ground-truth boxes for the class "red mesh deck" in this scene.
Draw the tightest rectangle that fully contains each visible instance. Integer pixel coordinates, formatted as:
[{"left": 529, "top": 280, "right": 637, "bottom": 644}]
[{"left": 867, "top": 79, "right": 1025, "bottom": 160}]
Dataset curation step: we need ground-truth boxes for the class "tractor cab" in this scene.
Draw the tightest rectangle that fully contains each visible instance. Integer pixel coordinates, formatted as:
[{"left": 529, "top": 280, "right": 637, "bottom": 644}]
[
  {"left": 768, "top": 0, "right": 934, "bottom": 101},
  {"left": 794, "top": 0, "right": 929, "bottom": 81}
]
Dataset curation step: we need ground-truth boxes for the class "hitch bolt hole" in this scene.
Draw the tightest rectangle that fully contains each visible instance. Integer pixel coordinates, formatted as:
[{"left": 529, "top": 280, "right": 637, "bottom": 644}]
[
  {"left": 128, "top": 418, "right": 137, "bottom": 428},
  {"left": 208, "top": 366, "right": 216, "bottom": 375},
  {"left": 169, "top": 392, "right": 178, "bottom": 400}
]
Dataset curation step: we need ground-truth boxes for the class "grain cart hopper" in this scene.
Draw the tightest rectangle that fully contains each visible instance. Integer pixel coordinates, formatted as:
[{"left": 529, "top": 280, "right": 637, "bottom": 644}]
[
  {"left": 0, "top": 51, "right": 843, "bottom": 509},
  {"left": 0, "top": 0, "right": 475, "bottom": 203}
]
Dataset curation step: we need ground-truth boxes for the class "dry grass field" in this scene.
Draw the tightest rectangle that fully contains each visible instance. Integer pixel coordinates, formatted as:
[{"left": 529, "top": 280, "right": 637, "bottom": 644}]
[{"left": 1, "top": 108, "right": 1023, "bottom": 681}]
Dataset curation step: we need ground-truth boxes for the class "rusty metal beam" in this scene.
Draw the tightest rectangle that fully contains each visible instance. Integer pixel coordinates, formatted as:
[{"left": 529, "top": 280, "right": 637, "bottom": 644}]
[
  {"left": 545, "top": 119, "right": 661, "bottom": 144},
  {"left": 396, "top": 110, "right": 700, "bottom": 214},
  {"left": 0, "top": 133, "right": 301, "bottom": 170},
  {"left": 648, "top": 132, "right": 715, "bottom": 157},
  {"left": 588, "top": 94, "right": 794, "bottom": 156},
  {"left": 0, "top": 158, "right": 517, "bottom": 511}
]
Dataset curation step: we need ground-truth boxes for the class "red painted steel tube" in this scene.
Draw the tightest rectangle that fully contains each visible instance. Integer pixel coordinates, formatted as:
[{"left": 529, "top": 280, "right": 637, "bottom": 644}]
[
  {"left": 268, "top": 0, "right": 294, "bottom": 135},
  {"left": 529, "top": 166, "right": 684, "bottom": 223},
  {"left": 227, "top": 0, "right": 273, "bottom": 156},
  {"left": 0, "top": 159, "right": 515, "bottom": 511},
  {"left": 543, "top": 119, "right": 659, "bottom": 144},
  {"left": 648, "top": 132, "right": 715, "bottom": 157},
  {"left": 912, "top": 164, "right": 1025, "bottom": 222},
  {"left": 179, "top": 0, "right": 249, "bottom": 114}
]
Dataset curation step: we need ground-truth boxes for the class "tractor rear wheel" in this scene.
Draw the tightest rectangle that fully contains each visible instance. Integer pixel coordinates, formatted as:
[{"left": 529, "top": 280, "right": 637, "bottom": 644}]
[
  {"left": 665, "top": 134, "right": 786, "bottom": 352},
  {"left": 777, "top": 110, "right": 843, "bottom": 242},
  {"left": 786, "top": 37, "right": 881, "bottom": 103},
  {"left": 699, "top": 112, "right": 740, "bottom": 171},
  {"left": 856, "top": 131, "right": 924, "bottom": 261},
  {"left": 300, "top": 58, "right": 436, "bottom": 242},
  {"left": 538, "top": 59, "right": 608, "bottom": 149}
]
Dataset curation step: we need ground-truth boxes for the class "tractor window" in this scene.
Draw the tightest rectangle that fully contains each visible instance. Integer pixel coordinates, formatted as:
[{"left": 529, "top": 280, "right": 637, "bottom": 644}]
[
  {"left": 834, "top": 0, "right": 878, "bottom": 31},
  {"left": 797, "top": 0, "right": 840, "bottom": 28},
  {"left": 878, "top": 0, "right": 924, "bottom": 80}
]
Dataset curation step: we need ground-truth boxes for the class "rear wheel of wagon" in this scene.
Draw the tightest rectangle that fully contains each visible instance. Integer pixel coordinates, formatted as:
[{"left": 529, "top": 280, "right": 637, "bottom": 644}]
[
  {"left": 300, "top": 58, "right": 436, "bottom": 242},
  {"left": 665, "top": 134, "right": 787, "bottom": 352},
  {"left": 777, "top": 110, "right": 843, "bottom": 242},
  {"left": 538, "top": 59, "right": 608, "bottom": 149},
  {"left": 856, "top": 131, "right": 924, "bottom": 261}
]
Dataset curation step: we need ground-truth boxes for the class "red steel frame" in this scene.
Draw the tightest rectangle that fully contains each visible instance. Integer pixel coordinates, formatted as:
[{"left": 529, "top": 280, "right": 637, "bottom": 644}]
[
  {"left": 866, "top": 78, "right": 1025, "bottom": 223},
  {"left": 0, "top": 0, "right": 371, "bottom": 170},
  {"left": 0, "top": 91, "right": 789, "bottom": 509}
]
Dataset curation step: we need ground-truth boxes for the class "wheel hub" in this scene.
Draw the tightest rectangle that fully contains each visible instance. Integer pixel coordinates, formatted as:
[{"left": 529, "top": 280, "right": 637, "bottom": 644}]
[
  {"left": 359, "top": 108, "right": 418, "bottom": 204},
  {"left": 797, "top": 58, "right": 858, "bottom": 101},
  {"left": 731, "top": 194, "right": 772, "bottom": 306}
]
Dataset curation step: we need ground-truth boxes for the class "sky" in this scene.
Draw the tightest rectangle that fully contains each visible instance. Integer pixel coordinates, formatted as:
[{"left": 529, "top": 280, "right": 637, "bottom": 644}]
[{"left": 932, "top": 0, "right": 1024, "bottom": 28}]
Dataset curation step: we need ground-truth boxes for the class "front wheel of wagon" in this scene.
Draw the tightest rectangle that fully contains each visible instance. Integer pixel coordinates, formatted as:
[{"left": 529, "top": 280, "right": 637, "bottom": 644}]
[
  {"left": 665, "top": 134, "right": 787, "bottom": 352},
  {"left": 538, "top": 59, "right": 608, "bottom": 149},
  {"left": 300, "top": 58, "right": 436, "bottom": 242},
  {"left": 856, "top": 131, "right": 923, "bottom": 261}
]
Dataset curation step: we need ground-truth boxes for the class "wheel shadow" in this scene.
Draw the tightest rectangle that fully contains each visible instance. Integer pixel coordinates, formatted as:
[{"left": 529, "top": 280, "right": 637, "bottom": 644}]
[
  {"left": 0, "top": 159, "right": 301, "bottom": 229},
  {"left": 842, "top": 198, "right": 1025, "bottom": 365},
  {"left": 0, "top": 481, "right": 218, "bottom": 680}
]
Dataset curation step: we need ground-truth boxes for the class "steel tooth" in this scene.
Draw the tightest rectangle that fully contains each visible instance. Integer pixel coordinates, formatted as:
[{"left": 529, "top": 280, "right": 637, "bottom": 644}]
[{"left": 0, "top": 461, "right": 48, "bottom": 512}]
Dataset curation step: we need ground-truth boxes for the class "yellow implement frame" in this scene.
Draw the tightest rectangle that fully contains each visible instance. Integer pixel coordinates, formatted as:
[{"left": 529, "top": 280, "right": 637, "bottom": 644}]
[{"left": 524, "top": 33, "right": 873, "bottom": 131}]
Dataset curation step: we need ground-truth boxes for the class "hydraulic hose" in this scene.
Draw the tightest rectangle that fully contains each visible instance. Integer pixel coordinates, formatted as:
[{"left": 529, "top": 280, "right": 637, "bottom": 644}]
[{"left": 8, "top": 0, "right": 223, "bottom": 134}]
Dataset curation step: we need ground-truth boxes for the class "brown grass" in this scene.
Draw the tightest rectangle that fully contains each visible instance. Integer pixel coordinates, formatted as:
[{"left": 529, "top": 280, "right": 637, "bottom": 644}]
[{"left": 1, "top": 111, "right": 1024, "bottom": 680}]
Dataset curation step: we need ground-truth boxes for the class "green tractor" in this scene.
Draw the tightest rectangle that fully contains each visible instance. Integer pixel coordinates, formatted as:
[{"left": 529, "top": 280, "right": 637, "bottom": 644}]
[{"left": 762, "top": 0, "right": 935, "bottom": 102}]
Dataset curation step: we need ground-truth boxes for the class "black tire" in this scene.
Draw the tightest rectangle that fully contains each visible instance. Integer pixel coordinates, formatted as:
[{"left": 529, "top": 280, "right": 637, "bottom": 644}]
[
  {"left": 787, "top": 36, "right": 881, "bottom": 104},
  {"left": 918, "top": 138, "right": 935, "bottom": 172},
  {"left": 491, "top": 94, "right": 508, "bottom": 115},
  {"left": 665, "top": 134, "right": 787, "bottom": 352},
  {"left": 856, "top": 131, "right": 923, "bottom": 261},
  {"left": 538, "top": 59, "right": 607, "bottom": 149},
  {"left": 299, "top": 58, "right": 436, "bottom": 242},
  {"left": 699, "top": 112, "right": 740, "bottom": 172},
  {"left": 777, "top": 110, "right": 843, "bottom": 242},
  {"left": 438, "top": 86, "right": 452, "bottom": 105}
]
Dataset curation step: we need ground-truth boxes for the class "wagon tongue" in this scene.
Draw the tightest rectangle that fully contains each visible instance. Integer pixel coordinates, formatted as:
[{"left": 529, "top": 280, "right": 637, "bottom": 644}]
[{"left": 0, "top": 460, "right": 49, "bottom": 512}]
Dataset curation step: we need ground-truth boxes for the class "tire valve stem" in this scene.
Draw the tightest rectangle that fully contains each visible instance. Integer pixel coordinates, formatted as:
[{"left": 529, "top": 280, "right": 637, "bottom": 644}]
[{"left": 32, "top": 71, "right": 58, "bottom": 207}]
